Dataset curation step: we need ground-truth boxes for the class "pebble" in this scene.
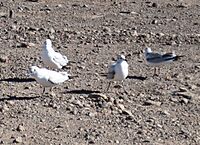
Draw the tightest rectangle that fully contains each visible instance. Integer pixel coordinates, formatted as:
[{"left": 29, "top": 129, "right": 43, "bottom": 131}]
[
  {"left": 176, "top": 91, "right": 195, "bottom": 100},
  {"left": 72, "top": 100, "right": 83, "bottom": 107},
  {"left": 152, "top": 2, "right": 158, "bottom": 8},
  {"left": 117, "top": 103, "right": 134, "bottom": 118},
  {"left": 115, "top": 140, "right": 120, "bottom": 144},
  {"left": 88, "top": 93, "right": 109, "bottom": 101},
  {"left": 1, "top": 104, "right": 9, "bottom": 112},
  {"left": 143, "top": 100, "right": 162, "bottom": 106},
  {"left": 0, "top": 56, "right": 8, "bottom": 63},
  {"left": 152, "top": 19, "right": 158, "bottom": 24},
  {"left": 14, "top": 137, "right": 22, "bottom": 143},
  {"left": 6, "top": 100, "right": 15, "bottom": 106},
  {"left": 17, "top": 125, "right": 25, "bottom": 132},
  {"left": 181, "top": 98, "right": 189, "bottom": 104}
]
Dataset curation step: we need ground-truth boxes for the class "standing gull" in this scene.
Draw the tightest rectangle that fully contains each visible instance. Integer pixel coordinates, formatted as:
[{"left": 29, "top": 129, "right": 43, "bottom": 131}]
[
  {"left": 144, "top": 47, "right": 183, "bottom": 76},
  {"left": 29, "top": 66, "right": 69, "bottom": 95},
  {"left": 106, "top": 54, "right": 129, "bottom": 92},
  {"left": 41, "top": 39, "right": 69, "bottom": 69}
]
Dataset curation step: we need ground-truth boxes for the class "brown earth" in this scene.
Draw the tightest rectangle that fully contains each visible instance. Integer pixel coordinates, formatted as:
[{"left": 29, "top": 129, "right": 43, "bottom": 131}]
[{"left": 0, "top": 0, "right": 200, "bottom": 144}]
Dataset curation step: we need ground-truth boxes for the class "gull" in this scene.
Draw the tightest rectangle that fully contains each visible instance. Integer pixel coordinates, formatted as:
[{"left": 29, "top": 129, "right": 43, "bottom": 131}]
[
  {"left": 29, "top": 66, "right": 69, "bottom": 95},
  {"left": 106, "top": 54, "right": 129, "bottom": 92},
  {"left": 41, "top": 39, "right": 69, "bottom": 69},
  {"left": 144, "top": 47, "right": 183, "bottom": 76}
]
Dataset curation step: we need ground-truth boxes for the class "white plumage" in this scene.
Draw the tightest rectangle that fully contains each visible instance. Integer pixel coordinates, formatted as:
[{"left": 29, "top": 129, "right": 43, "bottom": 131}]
[
  {"left": 107, "top": 54, "right": 128, "bottom": 91},
  {"left": 41, "top": 39, "right": 69, "bottom": 69},
  {"left": 29, "top": 66, "right": 69, "bottom": 94}
]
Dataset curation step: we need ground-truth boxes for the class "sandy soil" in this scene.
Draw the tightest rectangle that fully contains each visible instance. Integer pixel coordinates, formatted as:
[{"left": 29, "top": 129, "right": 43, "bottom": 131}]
[{"left": 0, "top": 0, "right": 200, "bottom": 144}]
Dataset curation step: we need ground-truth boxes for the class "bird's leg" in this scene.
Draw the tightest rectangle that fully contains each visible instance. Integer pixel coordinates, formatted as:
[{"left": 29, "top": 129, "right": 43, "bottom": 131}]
[
  {"left": 106, "top": 81, "right": 112, "bottom": 92},
  {"left": 122, "top": 81, "right": 128, "bottom": 95},
  {"left": 153, "top": 67, "right": 158, "bottom": 76},
  {"left": 50, "top": 87, "right": 56, "bottom": 97},
  {"left": 158, "top": 67, "right": 161, "bottom": 74},
  {"left": 42, "top": 87, "right": 46, "bottom": 94}
]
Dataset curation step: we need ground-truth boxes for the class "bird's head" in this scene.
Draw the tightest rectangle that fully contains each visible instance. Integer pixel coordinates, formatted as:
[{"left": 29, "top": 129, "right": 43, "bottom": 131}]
[
  {"left": 144, "top": 47, "right": 152, "bottom": 56},
  {"left": 29, "top": 66, "right": 39, "bottom": 77},
  {"left": 43, "top": 39, "right": 52, "bottom": 50},
  {"left": 117, "top": 54, "right": 126, "bottom": 61}
]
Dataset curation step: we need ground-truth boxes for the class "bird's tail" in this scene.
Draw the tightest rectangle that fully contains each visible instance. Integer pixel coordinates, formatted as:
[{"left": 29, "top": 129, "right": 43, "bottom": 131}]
[
  {"left": 174, "top": 55, "right": 184, "bottom": 61},
  {"left": 68, "top": 74, "right": 79, "bottom": 79}
]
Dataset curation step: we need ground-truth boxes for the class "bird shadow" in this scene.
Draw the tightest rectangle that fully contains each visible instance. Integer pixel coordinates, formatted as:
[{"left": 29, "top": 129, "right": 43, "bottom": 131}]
[
  {"left": 0, "top": 95, "right": 39, "bottom": 102},
  {"left": 127, "top": 75, "right": 147, "bottom": 81},
  {"left": 0, "top": 77, "right": 35, "bottom": 83},
  {"left": 64, "top": 89, "right": 101, "bottom": 95}
]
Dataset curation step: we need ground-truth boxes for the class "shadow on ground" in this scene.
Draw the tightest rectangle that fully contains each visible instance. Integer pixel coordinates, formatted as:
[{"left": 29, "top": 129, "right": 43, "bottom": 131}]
[
  {"left": 0, "top": 78, "right": 35, "bottom": 83},
  {"left": 127, "top": 75, "right": 147, "bottom": 81},
  {"left": 64, "top": 89, "right": 101, "bottom": 95},
  {"left": 0, "top": 95, "right": 39, "bottom": 102}
]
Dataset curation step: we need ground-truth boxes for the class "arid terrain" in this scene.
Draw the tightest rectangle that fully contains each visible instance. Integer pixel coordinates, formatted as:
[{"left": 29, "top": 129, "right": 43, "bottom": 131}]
[{"left": 0, "top": 0, "right": 200, "bottom": 144}]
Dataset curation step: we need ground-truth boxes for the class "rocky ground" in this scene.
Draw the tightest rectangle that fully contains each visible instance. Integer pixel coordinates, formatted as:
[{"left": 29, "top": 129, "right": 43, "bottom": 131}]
[{"left": 0, "top": 0, "right": 200, "bottom": 144}]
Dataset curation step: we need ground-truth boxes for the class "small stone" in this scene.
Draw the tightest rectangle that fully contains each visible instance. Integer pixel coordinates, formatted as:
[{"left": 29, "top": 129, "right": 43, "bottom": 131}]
[
  {"left": 117, "top": 103, "right": 125, "bottom": 110},
  {"left": 115, "top": 140, "right": 120, "bottom": 144},
  {"left": 143, "top": 100, "right": 162, "bottom": 106},
  {"left": 103, "top": 27, "right": 111, "bottom": 33},
  {"left": 176, "top": 92, "right": 195, "bottom": 100},
  {"left": 88, "top": 93, "right": 108, "bottom": 101},
  {"left": 14, "top": 137, "right": 22, "bottom": 143},
  {"left": 28, "top": 42, "right": 35, "bottom": 47},
  {"left": 152, "top": 19, "right": 158, "bottom": 24},
  {"left": 88, "top": 112, "right": 96, "bottom": 117},
  {"left": 50, "top": 27, "right": 55, "bottom": 33},
  {"left": 152, "top": 2, "right": 158, "bottom": 7},
  {"left": 2, "top": 104, "right": 9, "bottom": 111},
  {"left": 157, "top": 32, "right": 165, "bottom": 37},
  {"left": 17, "top": 125, "right": 25, "bottom": 132},
  {"left": 6, "top": 101, "right": 15, "bottom": 105},
  {"left": 57, "top": 4, "right": 62, "bottom": 8},
  {"left": 181, "top": 98, "right": 189, "bottom": 104},
  {"left": 0, "top": 56, "right": 8, "bottom": 63},
  {"left": 72, "top": 100, "right": 83, "bottom": 107},
  {"left": 179, "top": 87, "right": 188, "bottom": 92}
]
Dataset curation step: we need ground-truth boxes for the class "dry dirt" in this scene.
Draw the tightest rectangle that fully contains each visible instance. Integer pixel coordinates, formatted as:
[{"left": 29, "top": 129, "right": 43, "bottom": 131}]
[{"left": 0, "top": 0, "right": 200, "bottom": 144}]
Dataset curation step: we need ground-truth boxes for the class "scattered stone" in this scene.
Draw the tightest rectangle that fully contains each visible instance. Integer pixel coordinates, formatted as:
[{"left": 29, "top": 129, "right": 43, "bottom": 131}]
[
  {"left": 17, "top": 125, "right": 25, "bottom": 132},
  {"left": 179, "top": 87, "right": 188, "bottom": 92},
  {"left": 181, "top": 98, "right": 189, "bottom": 104},
  {"left": 0, "top": 56, "right": 8, "bottom": 63},
  {"left": 6, "top": 100, "right": 15, "bottom": 106},
  {"left": 115, "top": 140, "right": 120, "bottom": 144},
  {"left": 57, "top": 4, "right": 62, "bottom": 8},
  {"left": 175, "top": 91, "right": 196, "bottom": 100},
  {"left": 152, "top": 19, "right": 158, "bottom": 24},
  {"left": 16, "top": 42, "right": 28, "bottom": 48},
  {"left": 152, "top": 2, "right": 158, "bottom": 8},
  {"left": 88, "top": 93, "right": 109, "bottom": 101},
  {"left": 117, "top": 103, "right": 134, "bottom": 118},
  {"left": 143, "top": 100, "right": 162, "bottom": 106},
  {"left": 28, "top": 42, "right": 35, "bottom": 47},
  {"left": 9, "top": 10, "right": 14, "bottom": 18},
  {"left": 14, "top": 137, "right": 22, "bottom": 143},
  {"left": 1, "top": 104, "right": 9, "bottom": 112},
  {"left": 72, "top": 100, "right": 83, "bottom": 107}
]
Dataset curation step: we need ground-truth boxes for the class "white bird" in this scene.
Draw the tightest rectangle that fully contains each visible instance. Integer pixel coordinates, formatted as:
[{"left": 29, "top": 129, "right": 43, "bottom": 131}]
[
  {"left": 144, "top": 47, "right": 183, "bottom": 76},
  {"left": 29, "top": 66, "right": 69, "bottom": 94},
  {"left": 106, "top": 54, "right": 129, "bottom": 92},
  {"left": 41, "top": 39, "right": 69, "bottom": 69}
]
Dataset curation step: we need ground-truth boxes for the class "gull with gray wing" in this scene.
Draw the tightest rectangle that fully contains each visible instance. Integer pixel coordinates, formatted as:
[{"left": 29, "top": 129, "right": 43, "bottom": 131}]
[{"left": 144, "top": 47, "right": 183, "bottom": 75}]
